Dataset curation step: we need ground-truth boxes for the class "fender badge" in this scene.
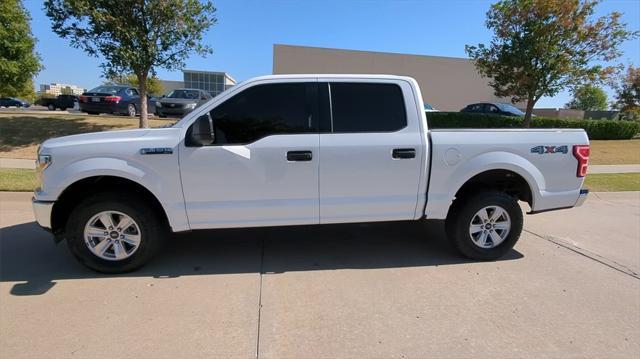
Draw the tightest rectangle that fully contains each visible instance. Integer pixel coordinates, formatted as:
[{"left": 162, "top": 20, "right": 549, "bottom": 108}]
[
  {"left": 530, "top": 145, "right": 568, "bottom": 154},
  {"left": 140, "top": 147, "right": 173, "bottom": 155}
]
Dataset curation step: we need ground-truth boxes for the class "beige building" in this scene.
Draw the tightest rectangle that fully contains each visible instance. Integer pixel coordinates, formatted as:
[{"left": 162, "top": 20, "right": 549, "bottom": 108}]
[
  {"left": 273, "top": 44, "right": 510, "bottom": 111},
  {"left": 39, "top": 83, "right": 85, "bottom": 96}
]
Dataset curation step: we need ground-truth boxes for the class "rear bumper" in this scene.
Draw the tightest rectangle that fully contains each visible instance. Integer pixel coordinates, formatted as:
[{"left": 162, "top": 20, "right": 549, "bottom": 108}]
[
  {"left": 574, "top": 188, "right": 589, "bottom": 207},
  {"left": 32, "top": 198, "right": 54, "bottom": 229}
]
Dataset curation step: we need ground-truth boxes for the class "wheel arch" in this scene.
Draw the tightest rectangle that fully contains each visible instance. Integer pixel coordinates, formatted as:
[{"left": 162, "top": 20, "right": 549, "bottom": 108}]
[{"left": 51, "top": 175, "right": 170, "bottom": 240}]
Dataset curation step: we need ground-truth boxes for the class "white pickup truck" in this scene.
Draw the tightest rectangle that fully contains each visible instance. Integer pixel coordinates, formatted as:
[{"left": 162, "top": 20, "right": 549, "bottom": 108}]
[{"left": 33, "top": 75, "right": 590, "bottom": 273}]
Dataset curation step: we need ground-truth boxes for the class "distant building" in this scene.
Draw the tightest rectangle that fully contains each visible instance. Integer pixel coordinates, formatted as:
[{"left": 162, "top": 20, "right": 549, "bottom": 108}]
[
  {"left": 273, "top": 44, "right": 518, "bottom": 111},
  {"left": 183, "top": 70, "right": 236, "bottom": 97},
  {"left": 39, "top": 83, "right": 85, "bottom": 96},
  {"left": 159, "top": 70, "right": 236, "bottom": 97}
]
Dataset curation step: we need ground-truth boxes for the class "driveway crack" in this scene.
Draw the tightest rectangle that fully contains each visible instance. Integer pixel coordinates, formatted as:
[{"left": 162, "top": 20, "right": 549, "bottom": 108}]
[
  {"left": 255, "top": 238, "right": 265, "bottom": 359},
  {"left": 525, "top": 229, "right": 639, "bottom": 280}
]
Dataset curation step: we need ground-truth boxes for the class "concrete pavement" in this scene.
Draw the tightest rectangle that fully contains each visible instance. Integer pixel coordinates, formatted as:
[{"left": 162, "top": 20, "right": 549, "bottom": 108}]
[{"left": 1, "top": 192, "right": 639, "bottom": 358}]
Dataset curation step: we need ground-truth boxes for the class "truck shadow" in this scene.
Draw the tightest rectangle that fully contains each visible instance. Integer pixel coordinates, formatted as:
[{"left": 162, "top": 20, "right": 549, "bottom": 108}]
[{"left": 0, "top": 220, "right": 523, "bottom": 296}]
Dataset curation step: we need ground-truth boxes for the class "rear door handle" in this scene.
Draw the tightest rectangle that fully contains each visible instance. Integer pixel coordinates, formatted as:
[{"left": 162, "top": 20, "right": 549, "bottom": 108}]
[
  {"left": 287, "top": 151, "right": 313, "bottom": 162},
  {"left": 392, "top": 148, "right": 416, "bottom": 159}
]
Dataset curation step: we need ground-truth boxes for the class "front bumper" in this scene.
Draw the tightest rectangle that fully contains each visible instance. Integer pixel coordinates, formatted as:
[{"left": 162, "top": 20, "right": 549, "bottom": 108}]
[
  {"left": 574, "top": 188, "right": 589, "bottom": 207},
  {"left": 32, "top": 198, "right": 54, "bottom": 229}
]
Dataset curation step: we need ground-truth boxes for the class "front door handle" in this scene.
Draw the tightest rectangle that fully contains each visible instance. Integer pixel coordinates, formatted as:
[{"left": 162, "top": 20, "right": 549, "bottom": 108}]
[
  {"left": 392, "top": 148, "right": 416, "bottom": 159},
  {"left": 287, "top": 151, "right": 313, "bottom": 162}
]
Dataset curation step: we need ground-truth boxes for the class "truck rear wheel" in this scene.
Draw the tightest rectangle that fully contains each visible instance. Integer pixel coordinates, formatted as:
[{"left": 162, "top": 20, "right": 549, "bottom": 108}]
[
  {"left": 65, "top": 194, "right": 165, "bottom": 273},
  {"left": 445, "top": 191, "right": 523, "bottom": 260}
]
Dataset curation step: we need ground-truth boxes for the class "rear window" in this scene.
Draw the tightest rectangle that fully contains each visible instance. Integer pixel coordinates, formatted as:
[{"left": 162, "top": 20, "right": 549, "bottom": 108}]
[
  {"left": 89, "top": 86, "right": 122, "bottom": 94},
  {"left": 329, "top": 83, "right": 407, "bottom": 133}
]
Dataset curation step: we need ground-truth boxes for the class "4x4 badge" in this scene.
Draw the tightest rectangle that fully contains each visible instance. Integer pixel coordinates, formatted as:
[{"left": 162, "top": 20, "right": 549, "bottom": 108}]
[{"left": 530, "top": 145, "right": 568, "bottom": 154}]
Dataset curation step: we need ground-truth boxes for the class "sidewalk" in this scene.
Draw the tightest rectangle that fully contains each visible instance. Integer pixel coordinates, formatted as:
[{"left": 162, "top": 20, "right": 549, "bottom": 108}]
[{"left": 0, "top": 158, "right": 34, "bottom": 169}]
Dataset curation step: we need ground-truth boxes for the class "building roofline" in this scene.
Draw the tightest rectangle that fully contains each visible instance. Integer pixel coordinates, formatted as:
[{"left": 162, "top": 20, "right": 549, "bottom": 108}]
[{"left": 273, "top": 43, "right": 472, "bottom": 62}]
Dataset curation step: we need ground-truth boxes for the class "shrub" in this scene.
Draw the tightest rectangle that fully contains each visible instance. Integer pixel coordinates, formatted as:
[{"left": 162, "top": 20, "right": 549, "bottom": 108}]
[{"left": 427, "top": 112, "right": 640, "bottom": 140}]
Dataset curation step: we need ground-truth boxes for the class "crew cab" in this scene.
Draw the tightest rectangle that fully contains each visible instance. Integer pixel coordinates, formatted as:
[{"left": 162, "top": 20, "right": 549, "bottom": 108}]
[{"left": 32, "top": 75, "right": 590, "bottom": 273}]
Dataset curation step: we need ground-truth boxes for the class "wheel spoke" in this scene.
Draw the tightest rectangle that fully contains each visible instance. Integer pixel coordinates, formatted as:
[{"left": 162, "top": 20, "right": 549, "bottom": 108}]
[
  {"left": 490, "top": 207, "right": 505, "bottom": 222},
  {"left": 86, "top": 226, "right": 107, "bottom": 238},
  {"left": 122, "top": 233, "right": 140, "bottom": 246},
  {"left": 99, "top": 213, "right": 115, "bottom": 229},
  {"left": 478, "top": 209, "right": 490, "bottom": 222},
  {"left": 477, "top": 231, "right": 488, "bottom": 247},
  {"left": 489, "top": 230, "right": 503, "bottom": 245},
  {"left": 117, "top": 216, "right": 134, "bottom": 231},
  {"left": 470, "top": 224, "right": 483, "bottom": 234},
  {"left": 113, "top": 242, "right": 128, "bottom": 260},
  {"left": 494, "top": 222, "right": 509, "bottom": 230},
  {"left": 93, "top": 238, "right": 112, "bottom": 255}
]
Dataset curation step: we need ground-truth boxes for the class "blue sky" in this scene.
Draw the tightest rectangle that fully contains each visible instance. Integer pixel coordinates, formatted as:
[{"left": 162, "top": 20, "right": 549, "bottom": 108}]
[{"left": 25, "top": 0, "right": 640, "bottom": 108}]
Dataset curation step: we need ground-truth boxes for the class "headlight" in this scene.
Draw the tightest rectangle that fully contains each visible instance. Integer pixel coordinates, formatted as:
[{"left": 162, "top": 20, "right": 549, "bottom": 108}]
[
  {"left": 37, "top": 154, "right": 52, "bottom": 171},
  {"left": 184, "top": 103, "right": 197, "bottom": 110},
  {"left": 156, "top": 101, "right": 162, "bottom": 107}
]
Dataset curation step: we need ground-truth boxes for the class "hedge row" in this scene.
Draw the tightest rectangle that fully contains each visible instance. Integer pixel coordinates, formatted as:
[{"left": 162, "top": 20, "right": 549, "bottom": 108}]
[{"left": 426, "top": 112, "right": 640, "bottom": 140}]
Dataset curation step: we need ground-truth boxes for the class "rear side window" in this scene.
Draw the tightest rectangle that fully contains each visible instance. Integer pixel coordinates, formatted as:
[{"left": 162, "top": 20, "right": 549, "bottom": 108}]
[
  {"left": 210, "top": 83, "right": 315, "bottom": 145},
  {"left": 329, "top": 83, "right": 406, "bottom": 133}
]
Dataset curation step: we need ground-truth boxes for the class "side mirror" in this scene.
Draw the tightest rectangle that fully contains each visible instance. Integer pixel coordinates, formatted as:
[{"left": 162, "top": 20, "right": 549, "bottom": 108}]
[{"left": 187, "top": 114, "right": 215, "bottom": 146}]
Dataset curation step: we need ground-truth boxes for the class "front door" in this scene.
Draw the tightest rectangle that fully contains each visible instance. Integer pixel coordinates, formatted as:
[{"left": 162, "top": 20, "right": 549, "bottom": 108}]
[{"left": 179, "top": 81, "right": 320, "bottom": 229}]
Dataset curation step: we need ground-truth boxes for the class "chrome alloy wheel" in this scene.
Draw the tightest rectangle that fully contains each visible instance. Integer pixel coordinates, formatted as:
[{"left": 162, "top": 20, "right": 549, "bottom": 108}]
[
  {"left": 127, "top": 104, "right": 136, "bottom": 117},
  {"left": 469, "top": 205, "right": 511, "bottom": 249},
  {"left": 84, "top": 211, "right": 141, "bottom": 261}
]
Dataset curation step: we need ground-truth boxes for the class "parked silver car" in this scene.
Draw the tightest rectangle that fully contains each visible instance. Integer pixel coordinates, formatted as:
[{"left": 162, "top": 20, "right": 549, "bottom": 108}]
[{"left": 155, "top": 88, "right": 211, "bottom": 118}]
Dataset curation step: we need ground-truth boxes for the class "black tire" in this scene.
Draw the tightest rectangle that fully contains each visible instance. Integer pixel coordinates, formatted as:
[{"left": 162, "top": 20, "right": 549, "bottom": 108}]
[
  {"left": 65, "top": 193, "right": 165, "bottom": 273},
  {"left": 445, "top": 191, "right": 523, "bottom": 261},
  {"left": 47, "top": 104, "right": 55, "bottom": 111},
  {"left": 60, "top": 107, "right": 67, "bottom": 111}
]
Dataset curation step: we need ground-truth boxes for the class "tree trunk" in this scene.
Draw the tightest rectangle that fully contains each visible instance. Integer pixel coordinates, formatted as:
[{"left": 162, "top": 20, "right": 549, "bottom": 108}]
[
  {"left": 138, "top": 73, "right": 149, "bottom": 128},
  {"left": 523, "top": 95, "right": 536, "bottom": 128}
]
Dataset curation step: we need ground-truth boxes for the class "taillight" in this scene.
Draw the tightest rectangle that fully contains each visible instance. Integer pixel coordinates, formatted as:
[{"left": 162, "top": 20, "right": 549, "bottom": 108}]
[
  {"left": 573, "top": 145, "right": 589, "bottom": 177},
  {"left": 104, "top": 96, "right": 121, "bottom": 103},
  {"left": 79, "top": 95, "right": 88, "bottom": 103}
]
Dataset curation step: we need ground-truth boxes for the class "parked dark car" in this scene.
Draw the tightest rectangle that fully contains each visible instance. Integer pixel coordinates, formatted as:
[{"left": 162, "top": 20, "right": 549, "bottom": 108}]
[
  {"left": 155, "top": 88, "right": 211, "bottom": 118},
  {"left": 0, "top": 97, "right": 30, "bottom": 108},
  {"left": 38, "top": 94, "right": 78, "bottom": 111},
  {"left": 79, "top": 85, "right": 155, "bottom": 117},
  {"left": 461, "top": 102, "right": 526, "bottom": 117}
]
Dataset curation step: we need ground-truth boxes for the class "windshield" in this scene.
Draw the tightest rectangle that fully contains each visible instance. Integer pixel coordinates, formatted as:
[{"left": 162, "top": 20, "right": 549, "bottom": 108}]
[
  {"left": 496, "top": 103, "right": 525, "bottom": 115},
  {"left": 167, "top": 89, "right": 201, "bottom": 99},
  {"left": 89, "top": 86, "right": 122, "bottom": 94}
]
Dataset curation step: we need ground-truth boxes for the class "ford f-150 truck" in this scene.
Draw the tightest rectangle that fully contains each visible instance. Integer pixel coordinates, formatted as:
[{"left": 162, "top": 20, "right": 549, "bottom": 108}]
[{"left": 32, "top": 75, "right": 590, "bottom": 273}]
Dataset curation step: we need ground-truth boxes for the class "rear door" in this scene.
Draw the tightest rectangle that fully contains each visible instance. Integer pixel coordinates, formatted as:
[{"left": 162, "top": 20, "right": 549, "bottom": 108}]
[{"left": 318, "top": 80, "right": 425, "bottom": 223}]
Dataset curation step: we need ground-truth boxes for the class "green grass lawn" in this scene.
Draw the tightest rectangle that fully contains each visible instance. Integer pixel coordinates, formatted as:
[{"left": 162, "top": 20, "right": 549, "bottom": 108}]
[
  {"left": 589, "top": 139, "right": 640, "bottom": 165},
  {"left": 0, "top": 169, "right": 39, "bottom": 192},
  {"left": 0, "top": 113, "right": 172, "bottom": 159},
  {"left": 583, "top": 173, "right": 640, "bottom": 192},
  {"left": 2, "top": 168, "right": 638, "bottom": 193}
]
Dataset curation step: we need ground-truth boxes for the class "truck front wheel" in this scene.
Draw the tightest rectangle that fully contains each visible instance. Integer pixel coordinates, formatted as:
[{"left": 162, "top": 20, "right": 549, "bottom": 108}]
[
  {"left": 445, "top": 191, "right": 523, "bottom": 260},
  {"left": 65, "top": 194, "right": 165, "bottom": 273}
]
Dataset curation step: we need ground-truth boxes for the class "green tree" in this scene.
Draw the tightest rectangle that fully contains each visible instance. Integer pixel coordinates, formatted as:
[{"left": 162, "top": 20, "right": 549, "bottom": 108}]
[
  {"left": 466, "top": 0, "right": 637, "bottom": 127},
  {"left": 45, "top": 0, "right": 216, "bottom": 128},
  {"left": 0, "top": 0, "right": 43, "bottom": 99},
  {"left": 612, "top": 65, "right": 640, "bottom": 120},
  {"left": 106, "top": 73, "right": 164, "bottom": 97},
  {"left": 565, "top": 84, "right": 608, "bottom": 111}
]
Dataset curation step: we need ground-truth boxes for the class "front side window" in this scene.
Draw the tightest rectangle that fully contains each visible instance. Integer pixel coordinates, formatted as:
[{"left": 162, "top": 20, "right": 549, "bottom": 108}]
[
  {"left": 208, "top": 83, "right": 315, "bottom": 145},
  {"left": 329, "top": 83, "right": 407, "bottom": 133}
]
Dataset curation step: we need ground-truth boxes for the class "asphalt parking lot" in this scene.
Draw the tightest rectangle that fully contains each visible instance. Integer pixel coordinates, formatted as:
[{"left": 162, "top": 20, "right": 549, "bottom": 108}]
[{"left": 1, "top": 191, "right": 639, "bottom": 358}]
